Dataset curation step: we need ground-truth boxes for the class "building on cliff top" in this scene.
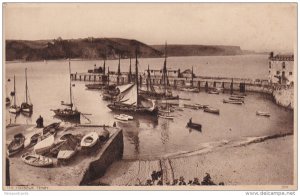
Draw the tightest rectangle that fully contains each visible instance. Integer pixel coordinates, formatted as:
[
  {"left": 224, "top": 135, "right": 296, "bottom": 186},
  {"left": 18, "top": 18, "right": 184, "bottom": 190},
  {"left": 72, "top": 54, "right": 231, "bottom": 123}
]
[{"left": 268, "top": 52, "right": 294, "bottom": 85}]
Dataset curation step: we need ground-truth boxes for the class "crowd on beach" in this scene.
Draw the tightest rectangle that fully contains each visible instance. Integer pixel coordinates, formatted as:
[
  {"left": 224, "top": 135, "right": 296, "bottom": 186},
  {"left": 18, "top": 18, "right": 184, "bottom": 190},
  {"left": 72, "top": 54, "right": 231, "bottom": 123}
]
[{"left": 135, "top": 171, "right": 225, "bottom": 186}]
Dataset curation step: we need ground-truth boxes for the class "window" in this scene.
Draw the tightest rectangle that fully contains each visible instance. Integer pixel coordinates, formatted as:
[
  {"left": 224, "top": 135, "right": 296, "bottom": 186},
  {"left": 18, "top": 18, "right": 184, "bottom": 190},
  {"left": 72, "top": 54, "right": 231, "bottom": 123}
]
[
  {"left": 282, "top": 62, "right": 285, "bottom": 69},
  {"left": 276, "top": 71, "right": 280, "bottom": 75},
  {"left": 289, "top": 72, "right": 292, "bottom": 75},
  {"left": 269, "top": 62, "right": 271, "bottom": 68}
]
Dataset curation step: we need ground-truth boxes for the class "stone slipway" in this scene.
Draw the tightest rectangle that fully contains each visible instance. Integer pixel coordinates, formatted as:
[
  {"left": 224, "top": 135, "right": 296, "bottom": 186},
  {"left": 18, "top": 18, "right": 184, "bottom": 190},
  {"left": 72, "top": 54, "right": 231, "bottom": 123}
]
[{"left": 7, "top": 124, "right": 123, "bottom": 186}]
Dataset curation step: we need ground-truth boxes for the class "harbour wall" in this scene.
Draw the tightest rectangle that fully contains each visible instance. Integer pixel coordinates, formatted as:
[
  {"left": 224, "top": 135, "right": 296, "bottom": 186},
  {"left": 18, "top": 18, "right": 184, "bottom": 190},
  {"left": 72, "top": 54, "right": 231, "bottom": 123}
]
[{"left": 70, "top": 73, "right": 294, "bottom": 110}]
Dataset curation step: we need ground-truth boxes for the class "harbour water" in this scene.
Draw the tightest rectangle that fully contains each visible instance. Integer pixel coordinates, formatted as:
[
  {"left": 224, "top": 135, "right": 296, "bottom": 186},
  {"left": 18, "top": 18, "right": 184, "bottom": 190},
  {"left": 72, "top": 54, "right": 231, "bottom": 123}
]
[{"left": 5, "top": 55, "right": 293, "bottom": 160}]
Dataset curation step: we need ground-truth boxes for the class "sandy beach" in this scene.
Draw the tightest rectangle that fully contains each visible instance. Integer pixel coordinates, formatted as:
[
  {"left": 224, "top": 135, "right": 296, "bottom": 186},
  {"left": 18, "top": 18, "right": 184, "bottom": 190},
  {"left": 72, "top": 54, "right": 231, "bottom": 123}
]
[{"left": 99, "top": 135, "right": 294, "bottom": 186}]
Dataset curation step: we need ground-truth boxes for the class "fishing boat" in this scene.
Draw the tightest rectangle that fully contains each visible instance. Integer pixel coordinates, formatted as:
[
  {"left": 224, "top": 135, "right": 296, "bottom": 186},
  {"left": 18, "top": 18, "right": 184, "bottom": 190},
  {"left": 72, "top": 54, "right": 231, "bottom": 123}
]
[
  {"left": 223, "top": 99, "right": 243, "bottom": 105},
  {"left": 21, "top": 152, "right": 53, "bottom": 167},
  {"left": 107, "top": 52, "right": 158, "bottom": 116},
  {"left": 21, "top": 68, "right": 33, "bottom": 114},
  {"left": 204, "top": 107, "right": 220, "bottom": 115},
  {"left": 256, "top": 111, "right": 271, "bottom": 117},
  {"left": 81, "top": 132, "right": 99, "bottom": 148},
  {"left": 7, "top": 133, "right": 25, "bottom": 156},
  {"left": 229, "top": 96, "right": 244, "bottom": 102},
  {"left": 9, "top": 75, "right": 21, "bottom": 114},
  {"left": 34, "top": 135, "right": 55, "bottom": 154},
  {"left": 195, "top": 104, "right": 209, "bottom": 109},
  {"left": 186, "top": 119, "right": 202, "bottom": 131},
  {"left": 85, "top": 83, "right": 105, "bottom": 90},
  {"left": 179, "top": 87, "right": 200, "bottom": 93},
  {"left": 51, "top": 60, "right": 81, "bottom": 122},
  {"left": 183, "top": 104, "right": 199, "bottom": 110}
]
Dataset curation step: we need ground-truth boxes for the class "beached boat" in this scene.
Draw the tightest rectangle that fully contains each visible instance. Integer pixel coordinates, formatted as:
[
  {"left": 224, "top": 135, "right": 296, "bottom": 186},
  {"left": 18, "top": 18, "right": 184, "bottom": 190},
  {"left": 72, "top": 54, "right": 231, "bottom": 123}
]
[
  {"left": 223, "top": 99, "right": 243, "bottom": 105},
  {"left": 195, "top": 104, "right": 209, "bottom": 109},
  {"left": 85, "top": 83, "right": 105, "bottom": 90},
  {"left": 21, "top": 68, "right": 33, "bottom": 114},
  {"left": 231, "top": 94, "right": 246, "bottom": 98},
  {"left": 183, "top": 104, "right": 199, "bottom": 110},
  {"left": 57, "top": 135, "right": 79, "bottom": 160},
  {"left": 81, "top": 132, "right": 99, "bottom": 148},
  {"left": 114, "top": 114, "right": 129, "bottom": 121},
  {"left": 186, "top": 119, "right": 202, "bottom": 131},
  {"left": 107, "top": 53, "right": 158, "bottom": 116},
  {"left": 21, "top": 152, "right": 53, "bottom": 167},
  {"left": 34, "top": 135, "right": 55, "bottom": 154},
  {"left": 120, "top": 114, "right": 133, "bottom": 120},
  {"left": 229, "top": 96, "right": 244, "bottom": 102},
  {"left": 204, "top": 107, "right": 220, "bottom": 115},
  {"left": 51, "top": 60, "right": 81, "bottom": 122},
  {"left": 158, "top": 114, "right": 175, "bottom": 120},
  {"left": 9, "top": 75, "right": 21, "bottom": 114},
  {"left": 179, "top": 86, "right": 200, "bottom": 93},
  {"left": 42, "top": 122, "right": 60, "bottom": 136},
  {"left": 256, "top": 111, "right": 271, "bottom": 117},
  {"left": 7, "top": 133, "right": 25, "bottom": 156},
  {"left": 24, "top": 133, "right": 42, "bottom": 148}
]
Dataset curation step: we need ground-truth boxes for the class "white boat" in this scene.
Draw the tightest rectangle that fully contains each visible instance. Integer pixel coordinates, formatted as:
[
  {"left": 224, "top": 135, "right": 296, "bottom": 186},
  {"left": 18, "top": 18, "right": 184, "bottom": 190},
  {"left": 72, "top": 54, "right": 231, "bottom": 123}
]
[
  {"left": 120, "top": 114, "right": 133, "bottom": 120},
  {"left": 204, "top": 107, "right": 220, "bottom": 115},
  {"left": 21, "top": 152, "right": 53, "bottom": 167},
  {"left": 223, "top": 99, "right": 243, "bottom": 105},
  {"left": 183, "top": 104, "right": 199, "bottom": 110},
  {"left": 256, "top": 111, "right": 270, "bottom": 117},
  {"left": 114, "top": 115, "right": 129, "bottom": 121},
  {"left": 158, "top": 114, "right": 174, "bottom": 120},
  {"left": 81, "top": 132, "right": 98, "bottom": 148},
  {"left": 34, "top": 135, "right": 55, "bottom": 154}
]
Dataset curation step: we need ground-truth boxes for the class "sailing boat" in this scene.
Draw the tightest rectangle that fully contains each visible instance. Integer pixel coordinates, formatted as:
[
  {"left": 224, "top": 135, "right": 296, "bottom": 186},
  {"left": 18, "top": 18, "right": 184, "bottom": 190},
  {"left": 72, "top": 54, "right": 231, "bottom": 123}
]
[
  {"left": 159, "top": 43, "right": 179, "bottom": 105},
  {"left": 5, "top": 82, "right": 11, "bottom": 106},
  {"left": 51, "top": 60, "right": 80, "bottom": 122},
  {"left": 9, "top": 75, "right": 21, "bottom": 114},
  {"left": 21, "top": 68, "right": 33, "bottom": 113},
  {"left": 107, "top": 51, "right": 158, "bottom": 115}
]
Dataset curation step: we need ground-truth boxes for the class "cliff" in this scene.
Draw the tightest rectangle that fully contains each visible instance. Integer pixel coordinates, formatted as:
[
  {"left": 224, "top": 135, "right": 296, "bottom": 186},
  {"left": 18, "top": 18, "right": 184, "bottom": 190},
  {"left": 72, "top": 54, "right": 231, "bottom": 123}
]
[
  {"left": 5, "top": 38, "right": 162, "bottom": 61},
  {"left": 151, "top": 44, "right": 243, "bottom": 56}
]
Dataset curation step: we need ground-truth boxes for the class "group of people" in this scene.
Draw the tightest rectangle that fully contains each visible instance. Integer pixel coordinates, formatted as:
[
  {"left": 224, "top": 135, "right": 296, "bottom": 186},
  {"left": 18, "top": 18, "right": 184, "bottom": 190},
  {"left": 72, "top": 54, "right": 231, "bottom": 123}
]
[{"left": 136, "top": 171, "right": 224, "bottom": 186}]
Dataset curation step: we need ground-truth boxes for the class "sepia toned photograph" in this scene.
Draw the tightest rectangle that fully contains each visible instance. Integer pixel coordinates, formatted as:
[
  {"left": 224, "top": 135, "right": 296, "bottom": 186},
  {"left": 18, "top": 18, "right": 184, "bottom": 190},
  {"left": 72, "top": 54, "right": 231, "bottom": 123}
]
[{"left": 3, "top": 2, "right": 297, "bottom": 190}]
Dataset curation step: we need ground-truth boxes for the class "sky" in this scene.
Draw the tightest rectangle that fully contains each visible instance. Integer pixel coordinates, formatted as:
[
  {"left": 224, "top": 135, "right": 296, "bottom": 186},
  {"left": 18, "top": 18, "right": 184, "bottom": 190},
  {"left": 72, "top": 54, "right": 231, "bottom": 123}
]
[{"left": 4, "top": 3, "right": 297, "bottom": 52}]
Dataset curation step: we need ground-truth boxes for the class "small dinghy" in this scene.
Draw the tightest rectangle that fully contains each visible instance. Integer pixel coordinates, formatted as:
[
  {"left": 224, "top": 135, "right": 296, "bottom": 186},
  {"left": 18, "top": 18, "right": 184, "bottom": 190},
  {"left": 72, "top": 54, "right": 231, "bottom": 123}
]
[
  {"left": 57, "top": 136, "right": 79, "bottom": 160},
  {"left": 187, "top": 119, "right": 202, "bottom": 131},
  {"left": 229, "top": 96, "right": 244, "bottom": 102},
  {"left": 21, "top": 152, "right": 53, "bottom": 167},
  {"left": 120, "top": 114, "right": 133, "bottom": 120},
  {"left": 24, "top": 133, "right": 42, "bottom": 148},
  {"left": 256, "top": 111, "right": 270, "bottom": 117},
  {"left": 208, "top": 90, "right": 219, "bottom": 94},
  {"left": 81, "top": 132, "right": 99, "bottom": 148},
  {"left": 223, "top": 99, "right": 243, "bottom": 105},
  {"left": 195, "top": 104, "right": 209, "bottom": 109},
  {"left": 34, "top": 135, "right": 55, "bottom": 154},
  {"left": 43, "top": 122, "right": 60, "bottom": 135},
  {"left": 204, "top": 107, "right": 220, "bottom": 115},
  {"left": 7, "top": 133, "right": 25, "bottom": 156},
  {"left": 114, "top": 115, "right": 129, "bottom": 121},
  {"left": 183, "top": 104, "right": 199, "bottom": 110}
]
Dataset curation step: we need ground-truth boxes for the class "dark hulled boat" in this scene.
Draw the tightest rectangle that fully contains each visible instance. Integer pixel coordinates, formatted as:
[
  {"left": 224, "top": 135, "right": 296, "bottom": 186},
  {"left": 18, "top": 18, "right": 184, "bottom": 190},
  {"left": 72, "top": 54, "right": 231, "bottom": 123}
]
[
  {"left": 52, "top": 60, "right": 81, "bottom": 123},
  {"left": 107, "top": 52, "right": 158, "bottom": 116}
]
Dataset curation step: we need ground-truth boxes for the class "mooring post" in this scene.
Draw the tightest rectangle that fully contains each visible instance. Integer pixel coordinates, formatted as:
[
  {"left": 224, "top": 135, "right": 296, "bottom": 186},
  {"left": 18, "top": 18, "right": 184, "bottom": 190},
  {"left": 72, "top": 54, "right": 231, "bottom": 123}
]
[
  {"left": 89, "top": 75, "right": 91, "bottom": 81},
  {"left": 230, "top": 78, "right": 233, "bottom": 94},
  {"left": 174, "top": 80, "right": 177, "bottom": 89},
  {"left": 198, "top": 81, "right": 201, "bottom": 91},
  {"left": 213, "top": 81, "right": 216, "bottom": 88},
  {"left": 79, "top": 75, "right": 82, "bottom": 81},
  {"left": 94, "top": 75, "right": 96, "bottom": 82}
]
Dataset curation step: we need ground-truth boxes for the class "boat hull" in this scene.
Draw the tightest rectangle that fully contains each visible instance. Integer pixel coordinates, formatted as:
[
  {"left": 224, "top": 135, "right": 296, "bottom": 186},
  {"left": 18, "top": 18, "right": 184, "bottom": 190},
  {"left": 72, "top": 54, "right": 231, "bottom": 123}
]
[
  {"left": 52, "top": 109, "right": 80, "bottom": 122},
  {"left": 107, "top": 104, "right": 158, "bottom": 116}
]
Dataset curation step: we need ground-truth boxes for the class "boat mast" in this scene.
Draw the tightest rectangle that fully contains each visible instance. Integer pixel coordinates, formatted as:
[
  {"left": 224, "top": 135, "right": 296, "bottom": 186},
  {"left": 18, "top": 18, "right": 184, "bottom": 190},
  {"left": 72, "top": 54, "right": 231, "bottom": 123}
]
[
  {"left": 25, "top": 68, "right": 28, "bottom": 104},
  {"left": 192, "top": 66, "right": 194, "bottom": 86},
  {"left": 163, "top": 42, "right": 168, "bottom": 96},
  {"left": 13, "top": 75, "right": 16, "bottom": 106},
  {"left": 135, "top": 49, "right": 139, "bottom": 106},
  {"left": 68, "top": 59, "right": 73, "bottom": 110}
]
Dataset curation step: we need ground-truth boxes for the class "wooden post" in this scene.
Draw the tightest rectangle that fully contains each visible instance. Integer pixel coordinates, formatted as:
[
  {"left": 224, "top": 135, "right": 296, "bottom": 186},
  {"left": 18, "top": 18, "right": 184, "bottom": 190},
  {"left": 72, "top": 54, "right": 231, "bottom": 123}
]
[
  {"left": 198, "top": 81, "right": 200, "bottom": 91},
  {"left": 75, "top": 74, "right": 77, "bottom": 81},
  {"left": 213, "top": 81, "right": 216, "bottom": 88},
  {"left": 139, "top": 75, "right": 142, "bottom": 88},
  {"left": 79, "top": 75, "right": 82, "bottom": 81},
  {"left": 94, "top": 75, "right": 96, "bottom": 82},
  {"left": 205, "top": 81, "right": 208, "bottom": 92}
]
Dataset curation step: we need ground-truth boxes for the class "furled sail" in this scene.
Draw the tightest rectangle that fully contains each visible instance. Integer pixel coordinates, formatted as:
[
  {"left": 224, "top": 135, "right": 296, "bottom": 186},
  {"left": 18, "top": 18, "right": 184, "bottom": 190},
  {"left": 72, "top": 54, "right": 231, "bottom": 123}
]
[
  {"left": 117, "top": 83, "right": 138, "bottom": 106},
  {"left": 117, "top": 83, "right": 134, "bottom": 94}
]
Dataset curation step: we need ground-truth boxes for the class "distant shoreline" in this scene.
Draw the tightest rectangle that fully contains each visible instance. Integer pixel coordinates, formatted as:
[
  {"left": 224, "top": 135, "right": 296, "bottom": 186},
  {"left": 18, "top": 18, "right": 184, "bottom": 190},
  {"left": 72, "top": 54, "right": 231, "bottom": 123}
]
[{"left": 5, "top": 53, "right": 267, "bottom": 64}]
